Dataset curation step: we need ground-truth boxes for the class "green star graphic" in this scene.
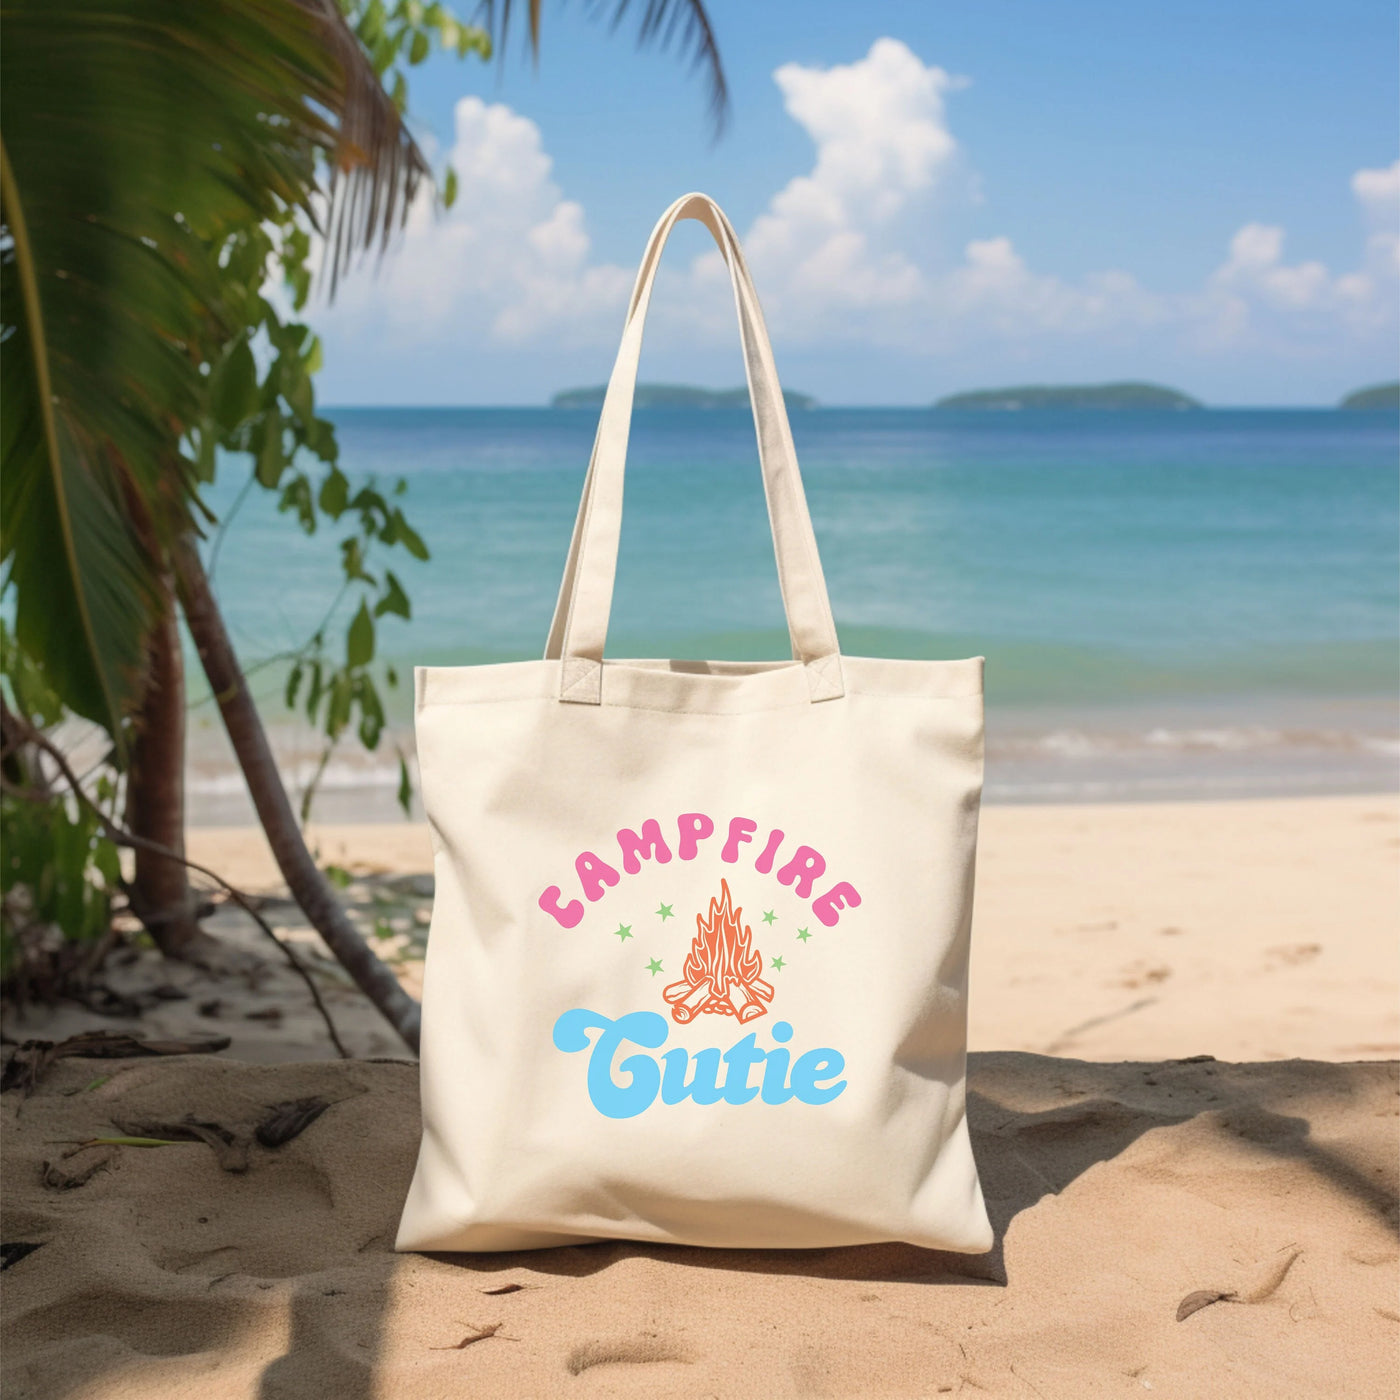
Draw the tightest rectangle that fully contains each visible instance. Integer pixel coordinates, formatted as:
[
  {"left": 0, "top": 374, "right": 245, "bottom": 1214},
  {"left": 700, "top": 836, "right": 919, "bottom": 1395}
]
[
  {"left": 761, "top": 909, "right": 777, "bottom": 925},
  {"left": 646, "top": 958, "right": 664, "bottom": 976},
  {"left": 796, "top": 927, "right": 812, "bottom": 942},
  {"left": 613, "top": 924, "right": 633, "bottom": 942},
  {"left": 771, "top": 955, "right": 786, "bottom": 971},
  {"left": 655, "top": 903, "right": 674, "bottom": 922}
]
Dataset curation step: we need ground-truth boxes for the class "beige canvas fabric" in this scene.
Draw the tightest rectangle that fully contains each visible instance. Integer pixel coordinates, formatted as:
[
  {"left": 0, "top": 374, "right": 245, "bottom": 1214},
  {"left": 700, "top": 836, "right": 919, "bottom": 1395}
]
[{"left": 397, "top": 194, "right": 992, "bottom": 1254}]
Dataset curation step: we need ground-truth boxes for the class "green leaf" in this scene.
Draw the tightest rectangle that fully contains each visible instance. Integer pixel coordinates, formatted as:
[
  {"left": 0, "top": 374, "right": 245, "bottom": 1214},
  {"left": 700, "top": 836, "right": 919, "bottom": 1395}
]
[
  {"left": 346, "top": 600, "right": 375, "bottom": 668},
  {"left": 289, "top": 265, "right": 311, "bottom": 312},
  {"left": 340, "top": 536, "right": 370, "bottom": 582},
  {"left": 305, "top": 416, "right": 337, "bottom": 462},
  {"left": 359, "top": 0, "right": 386, "bottom": 47},
  {"left": 255, "top": 410, "right": 285, "bottom": 488},
  {"left": 408, "top": 29, "right": 430, "bottom": 64},
  {"left": 0, "top": 150, "right": 152, "bottom": 748},
  {"left": 282, "top": 362, "right": 314, "bottom": 428},
  {"left": 278, "top": 473, "right": 315, "bottom": 532},
  {"left": 326, "top": 672, "right": 353, "bottom": 737},
  {"left": 285, "top": 662, "right": 303, "bottom": 709},
  {"left": 193, "top": 428, "right": 217, "bottom": 483},
  {"left": 390, "top": 509, "right": 429, "bottom": 560},
  {"left": 357, "top": 676, "right": 384, "bottom": 748},
  {"left": 82, "top": 1137, "right": 185, "bottom": 1149},
  {"left": 397, "top": 750, "right": 413, "bottom": 816},
  {"left": 443, "top": 165, "right": 458, "bottom": 209},
  {"left": 92, "top": 838, "right": 122, "bottom": 888},
  {"left": 459, "top": 25, "right": 490, "bottom": 59},
  {"left": 319, "top": 466, "right": 349, "bottom": 518},
  {"left": 2, "top": 619, "right": 67, "bottom": 728},
  {"left": 210, "top": 338, "right": 258, "bottom": 432},
  {"left": 374, "top": 570, "right": 411, "bottom": 619},
  {"left": 323, "top": 863, "right": 352, "bottom": 889},
  {"left": 351, "top": 485, "right": 388, "bottom": 522},
  {"left": 305, "top": 660, "right": 324, "bottom": 721}
]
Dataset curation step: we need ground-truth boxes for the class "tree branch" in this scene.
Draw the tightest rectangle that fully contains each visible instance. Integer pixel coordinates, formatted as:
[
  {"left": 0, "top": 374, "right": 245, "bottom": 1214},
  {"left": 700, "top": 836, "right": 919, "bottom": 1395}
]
[
  {"left": 172, "top": 534, "right": 420, "bottom": 1052},
  {"left": 0, "top": 706, "right": 350, "bottom": 1059}
]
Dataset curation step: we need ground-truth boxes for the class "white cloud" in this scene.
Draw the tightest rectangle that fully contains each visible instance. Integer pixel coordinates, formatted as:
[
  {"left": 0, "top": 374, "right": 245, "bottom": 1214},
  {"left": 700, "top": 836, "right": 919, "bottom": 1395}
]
[
  {"left": 941, "top": 238, "right": 1164, "bottom": 340},
  {"left": 1352, "top": 158, "right": 1400, "bottom": 219},
  {"left": 326, "top": 96, "right": 630, "bottom": 346},
  {"left": 1212, "top": 223, "right": 1332, "bottom": 310},
  {"left": 319, "top": 46, "right": 1398, "bottom": 380},
  {"left": 1190, "top": 162, "right": 1399, "bottom": 348},
  {"left": 734, "top": 38, "right": 959, "bottom": 329},
  {"left": 690, "top": 39, "right": 1159, "bottom": 347},
  {"left": 1344, "top": 156, "right": 1400, "bottom": 292}
]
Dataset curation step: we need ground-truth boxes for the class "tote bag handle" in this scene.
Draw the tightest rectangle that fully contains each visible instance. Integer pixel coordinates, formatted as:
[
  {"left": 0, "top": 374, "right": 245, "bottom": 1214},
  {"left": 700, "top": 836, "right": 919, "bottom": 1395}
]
[{"left": 544, "top": 193, "right": 845, "bottom": 705}]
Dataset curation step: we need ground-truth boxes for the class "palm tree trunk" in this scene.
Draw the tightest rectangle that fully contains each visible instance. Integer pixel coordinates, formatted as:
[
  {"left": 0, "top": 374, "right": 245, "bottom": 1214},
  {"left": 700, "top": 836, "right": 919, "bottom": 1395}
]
[
  {"left": 124, "top": 576, "right": 204, "bottom": 957},
  {"left": 171, "top": 535, "right": 421, "bottom": 1053}
]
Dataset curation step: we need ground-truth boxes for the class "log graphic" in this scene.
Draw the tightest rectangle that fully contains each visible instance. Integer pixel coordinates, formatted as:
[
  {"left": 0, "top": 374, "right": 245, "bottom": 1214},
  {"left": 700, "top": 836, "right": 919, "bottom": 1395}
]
[{"left": 665, "top": 880, "right": 772, "bottom": 1024}]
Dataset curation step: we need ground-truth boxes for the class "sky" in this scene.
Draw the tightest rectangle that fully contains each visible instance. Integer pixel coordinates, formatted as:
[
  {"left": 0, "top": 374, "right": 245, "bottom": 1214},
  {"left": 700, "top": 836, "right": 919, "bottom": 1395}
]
[{"left": 310, "top": 0, "right": 1400, "bottom": 407}]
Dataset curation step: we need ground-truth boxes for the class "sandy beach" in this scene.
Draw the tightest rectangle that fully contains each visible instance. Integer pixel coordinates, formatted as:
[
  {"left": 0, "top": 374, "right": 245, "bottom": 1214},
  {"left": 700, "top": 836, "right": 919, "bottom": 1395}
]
[
  {"left": 3, "top": 793, "right": 1398, "bottom": 1397},
  {"left": 8, "top": 794, "right": 1393, "bottom": 1064}
]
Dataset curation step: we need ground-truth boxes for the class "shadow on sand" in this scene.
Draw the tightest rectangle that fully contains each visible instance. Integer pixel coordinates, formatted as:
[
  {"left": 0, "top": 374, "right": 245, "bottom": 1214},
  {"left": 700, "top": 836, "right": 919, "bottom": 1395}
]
[
  {"left": 251, "top": 1053, "right": 1397, "bottom": 1398},
  {"left": 2, "top": 1050, "right": 1394, "bottom": 1399}
]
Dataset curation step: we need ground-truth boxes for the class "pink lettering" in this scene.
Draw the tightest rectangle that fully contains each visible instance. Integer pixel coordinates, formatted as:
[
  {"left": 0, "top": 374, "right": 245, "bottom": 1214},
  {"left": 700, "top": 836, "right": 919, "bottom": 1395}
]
[
  {"left": 754, "top": 828, "right": 784, "bottom": 875},
  {"left": 539, "top": 886, "right": 585, "bottom": 929},
  {"left": 677, "top": 812, "right": 715, "bottom": 861},
  {"left": 776, "top": 845, "right": 827, "bottom": 899},
  {"left": 541, "top": 814, "right": 859, "bottom": 930},
  {"left": 616, "top": 820, "right": 673, "bottom": 875},
  {"left": 813, "top": 881, "right": 861, "bottom": 927},
  {"left": 575, "top": 852, "right": 621, "bottom": 902},
  {"left": 722, "top": 817, "right": 757, "bottom": 863}
]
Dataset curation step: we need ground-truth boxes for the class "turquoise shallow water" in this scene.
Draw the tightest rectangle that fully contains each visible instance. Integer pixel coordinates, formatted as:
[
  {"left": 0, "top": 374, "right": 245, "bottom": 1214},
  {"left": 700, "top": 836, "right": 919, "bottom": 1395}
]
[{"left": 190, "top": 407, "right": 1399, "bottom": 817}]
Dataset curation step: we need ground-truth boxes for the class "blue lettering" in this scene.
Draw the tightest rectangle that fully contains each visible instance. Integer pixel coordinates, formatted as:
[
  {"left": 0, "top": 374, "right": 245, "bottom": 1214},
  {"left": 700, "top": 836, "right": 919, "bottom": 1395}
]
[
  {"left": 762, "top": 1020, "right": 795, "bottom": 1104},
  {"left": 789, "top": 1049, "right": 847, "bottom": 1105},
  {"left": 721, "top": 1033, "right": 764, "bottom": 1105},
  {"left": 552, "top": 1010, "right": 847, "bottom": 1115},
  {"left": 661, "top": 1047, "right": 723, "bottom": 1104},
  {"left": 552, "top": 1009, "right": 668, "bottom": 1119}
]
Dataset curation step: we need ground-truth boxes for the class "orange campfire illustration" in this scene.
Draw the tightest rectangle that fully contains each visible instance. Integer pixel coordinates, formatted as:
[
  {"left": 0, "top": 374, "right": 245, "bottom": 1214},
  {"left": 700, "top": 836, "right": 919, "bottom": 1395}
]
[{"left": 662, "top": 880, "right": 775, "bottom": 1023}]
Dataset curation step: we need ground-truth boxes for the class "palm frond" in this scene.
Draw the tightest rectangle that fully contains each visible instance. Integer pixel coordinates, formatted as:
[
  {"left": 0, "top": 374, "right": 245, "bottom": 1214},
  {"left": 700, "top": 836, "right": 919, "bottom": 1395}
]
[
  {"left": 479, "top": 0, "right": 729, "bottom": 135},
  {"left": 0, "top": 0, "right": 430, "bottom": 739},
  {"left": 0, "top": 145, "right": 154, "bottom": 741},
  {"left": 299, "top": 0, "right": 432, "bottom": 292}
]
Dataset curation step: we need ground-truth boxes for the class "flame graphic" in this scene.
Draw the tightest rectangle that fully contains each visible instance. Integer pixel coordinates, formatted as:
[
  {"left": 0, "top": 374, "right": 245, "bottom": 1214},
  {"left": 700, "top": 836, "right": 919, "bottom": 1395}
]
[{"left": 662, "top": 880, "right": 775, "bottom": 1023}]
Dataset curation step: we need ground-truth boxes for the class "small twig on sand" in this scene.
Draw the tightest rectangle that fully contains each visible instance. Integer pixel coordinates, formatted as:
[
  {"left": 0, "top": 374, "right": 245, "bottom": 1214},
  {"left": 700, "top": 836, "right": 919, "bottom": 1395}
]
[
  {"left": 1, "top": 705, "right": 349, "bottom": 1058},
  {"left": 431, "top": 1322, "right": 515, "bottom": 1350},
  {"left": 3, "top": 1030, "right": 231, "bottom": 1098}
]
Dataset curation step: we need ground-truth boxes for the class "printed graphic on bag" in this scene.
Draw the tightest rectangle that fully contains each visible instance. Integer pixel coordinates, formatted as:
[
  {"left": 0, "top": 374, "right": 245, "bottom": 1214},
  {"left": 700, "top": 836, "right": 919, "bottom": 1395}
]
[
  {"left": 536, "top": 812, "right": 862, "bottom": 930},
  {"left": 547, "top": 816, "right": 855, "bottom": 1119},
  {"left": 663, "top": 880, "right": 774, "bottom": 1023}
]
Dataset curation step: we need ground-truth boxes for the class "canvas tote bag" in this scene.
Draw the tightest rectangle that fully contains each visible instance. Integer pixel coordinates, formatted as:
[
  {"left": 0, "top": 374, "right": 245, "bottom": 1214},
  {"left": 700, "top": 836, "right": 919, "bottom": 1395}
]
[{"left": 397, "top": 193, "right": 992, "bottom": 1254}]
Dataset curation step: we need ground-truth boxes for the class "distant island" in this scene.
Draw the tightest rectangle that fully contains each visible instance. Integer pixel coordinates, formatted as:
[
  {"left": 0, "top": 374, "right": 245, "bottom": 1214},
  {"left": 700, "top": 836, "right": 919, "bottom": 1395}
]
[
  {"left": 551, "top": 383, "right": 817, "bottom": 411},
  {"left": 1339, "top": 382, "right": 1399, "bottom": 411},
  {"left": 933, "top": 381, "right": 1201, "bottom": 412}
]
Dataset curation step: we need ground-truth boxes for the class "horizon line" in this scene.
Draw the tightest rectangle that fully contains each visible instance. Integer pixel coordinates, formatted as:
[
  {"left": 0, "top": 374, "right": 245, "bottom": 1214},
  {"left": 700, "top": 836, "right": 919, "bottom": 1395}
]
[{"left": 318, "top": 401, "right": 1398, "bottom": 413}]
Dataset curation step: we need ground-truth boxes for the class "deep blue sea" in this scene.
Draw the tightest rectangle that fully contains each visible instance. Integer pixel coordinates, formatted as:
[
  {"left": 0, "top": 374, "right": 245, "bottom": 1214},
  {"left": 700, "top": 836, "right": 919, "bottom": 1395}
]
[{"left": 190, "top": 407, "right": 1399, "bottom": 818}]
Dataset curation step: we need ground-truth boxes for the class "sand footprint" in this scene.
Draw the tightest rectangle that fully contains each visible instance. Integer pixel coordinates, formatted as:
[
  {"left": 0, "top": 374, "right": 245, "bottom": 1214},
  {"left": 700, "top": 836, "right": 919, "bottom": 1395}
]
[{"left": 566, "top": 1333, "right": 691, "bottom": 1376}]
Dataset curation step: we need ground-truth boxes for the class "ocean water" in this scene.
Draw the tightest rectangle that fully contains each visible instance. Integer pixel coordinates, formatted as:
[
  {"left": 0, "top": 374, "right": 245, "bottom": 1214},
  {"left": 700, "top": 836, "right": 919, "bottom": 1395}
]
[{"left": 189, "top": 407, "right": 1399, "bottom": 819}]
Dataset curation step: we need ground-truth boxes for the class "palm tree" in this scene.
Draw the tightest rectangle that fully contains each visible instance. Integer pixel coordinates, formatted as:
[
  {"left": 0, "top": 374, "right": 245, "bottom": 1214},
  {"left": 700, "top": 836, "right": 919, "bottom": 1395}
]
[{"left": 1, "top": 0, "right": 725, "bottom": 1050}]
